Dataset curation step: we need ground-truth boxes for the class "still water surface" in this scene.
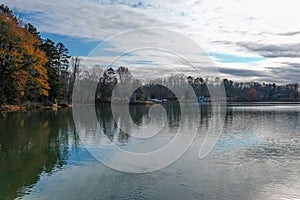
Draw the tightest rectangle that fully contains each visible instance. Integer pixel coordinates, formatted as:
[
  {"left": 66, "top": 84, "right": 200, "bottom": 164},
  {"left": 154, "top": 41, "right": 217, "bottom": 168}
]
[{"left": 0, "top": 104, "right": 300, "bottom": 199}]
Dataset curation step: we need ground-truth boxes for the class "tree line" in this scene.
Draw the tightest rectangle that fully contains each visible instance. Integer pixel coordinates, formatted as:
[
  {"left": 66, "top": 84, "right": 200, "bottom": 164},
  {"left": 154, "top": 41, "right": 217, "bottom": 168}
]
[
  {"left": 187, "top": 77, "right": 299, "bottom": 102},
  {"left": 93, "top": 67, "right": 299, "bottom": 102}
]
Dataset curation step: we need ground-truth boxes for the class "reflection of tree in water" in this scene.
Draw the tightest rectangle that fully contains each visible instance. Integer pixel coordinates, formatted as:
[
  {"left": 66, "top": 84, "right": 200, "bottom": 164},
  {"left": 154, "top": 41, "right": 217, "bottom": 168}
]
[
  {"left": 95, "top": 104, "right": 130, "bottom": 144},
  {"left": 0, "top": 108, "right": 76, "bottom": 200},
  {"left": 95, "top": 104, "right": 185, "bottom": 144}
]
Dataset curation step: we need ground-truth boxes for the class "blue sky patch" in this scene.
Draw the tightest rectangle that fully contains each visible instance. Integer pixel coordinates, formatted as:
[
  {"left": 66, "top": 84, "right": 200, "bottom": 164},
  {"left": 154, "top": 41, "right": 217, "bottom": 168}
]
[
  {"left": 209, "top": 52, "right": 267, "bottom": 63},
  {"left": 125, "top": 60, "right": 157, "bottom": 65},
  {"left": 14, "top": 10, "right": 44, "bottom": 22},
  {"left": 40, "top": 33, "right": 100, "bottom": 56}
]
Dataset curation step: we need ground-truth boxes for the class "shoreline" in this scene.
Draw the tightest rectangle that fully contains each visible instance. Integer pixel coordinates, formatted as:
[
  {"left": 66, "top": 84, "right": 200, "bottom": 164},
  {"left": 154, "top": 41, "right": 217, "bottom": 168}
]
[
  {"left": 1, "top": 101, "right": 300, "bottom": 113},
  {"left": 0, "top": 103, "right": 72, "bottom": 113}
]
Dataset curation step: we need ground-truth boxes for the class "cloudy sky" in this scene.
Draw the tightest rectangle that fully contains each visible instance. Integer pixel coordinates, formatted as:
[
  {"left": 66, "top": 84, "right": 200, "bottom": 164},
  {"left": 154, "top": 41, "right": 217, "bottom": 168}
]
[{"left": 3, "top": 0, "right": 300, "bottom": 83}]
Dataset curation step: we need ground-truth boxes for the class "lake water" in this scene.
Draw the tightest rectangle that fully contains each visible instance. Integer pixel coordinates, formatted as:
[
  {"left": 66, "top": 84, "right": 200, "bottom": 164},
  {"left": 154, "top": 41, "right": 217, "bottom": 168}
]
[{"left": 0, "top": 104, "right": 300, "bottom": 199}]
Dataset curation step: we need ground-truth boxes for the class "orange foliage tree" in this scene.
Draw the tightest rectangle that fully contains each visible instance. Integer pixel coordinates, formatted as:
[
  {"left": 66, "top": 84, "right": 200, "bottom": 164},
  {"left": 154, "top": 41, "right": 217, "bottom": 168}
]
[
  {"left": 0, "top": 4, "right": 49, "bottom": 104},
  {"left": 246, "top": 88, "right": 257, "bottom": 101}
]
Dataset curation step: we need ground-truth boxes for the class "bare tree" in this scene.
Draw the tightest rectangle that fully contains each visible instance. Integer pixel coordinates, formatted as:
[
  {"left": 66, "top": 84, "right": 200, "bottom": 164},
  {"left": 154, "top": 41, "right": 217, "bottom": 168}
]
[{"left": 68, "top": 56, "right": 81, "bottom": 103}]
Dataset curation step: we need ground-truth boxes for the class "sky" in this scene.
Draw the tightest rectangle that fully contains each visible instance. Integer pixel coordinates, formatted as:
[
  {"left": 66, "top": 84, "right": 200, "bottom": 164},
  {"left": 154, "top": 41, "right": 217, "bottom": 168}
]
[{"left": 2, "top": 0, "right": 300, "bottom": 83}]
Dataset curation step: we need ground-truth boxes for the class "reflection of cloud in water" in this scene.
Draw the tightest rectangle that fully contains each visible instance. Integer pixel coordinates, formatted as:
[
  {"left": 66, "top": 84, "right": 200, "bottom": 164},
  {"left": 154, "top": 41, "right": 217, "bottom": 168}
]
[{"left": 258, "top": 180, "right": 300, "bottom": 200}]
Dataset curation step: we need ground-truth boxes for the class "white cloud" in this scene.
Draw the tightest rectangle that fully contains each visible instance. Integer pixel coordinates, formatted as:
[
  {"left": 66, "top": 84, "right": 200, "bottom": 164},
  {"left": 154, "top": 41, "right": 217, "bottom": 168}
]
[{"left": 3, "top": 0, "right": 300, "bottom": 83}]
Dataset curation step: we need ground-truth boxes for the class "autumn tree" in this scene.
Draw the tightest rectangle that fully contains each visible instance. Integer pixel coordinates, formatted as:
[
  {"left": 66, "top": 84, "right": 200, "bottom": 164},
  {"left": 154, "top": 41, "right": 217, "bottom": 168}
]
[
  {"left": 246, "top": 88, "right": 257, "bottom": 101},
  {"left": 0, "top": 4, "right": 49, "bottom": 104}
]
